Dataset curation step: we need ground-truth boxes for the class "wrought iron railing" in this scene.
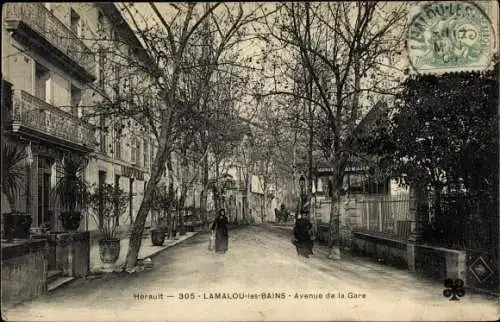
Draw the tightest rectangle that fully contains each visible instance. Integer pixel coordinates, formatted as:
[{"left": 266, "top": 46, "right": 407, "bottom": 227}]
[
  {"left": 422, "top": 191, "right": 497, "bottom": 250},
  {"left": 4, "top": 3, "right": 96, "bottom": 77},
  {"left": 12, "top": 90, "right": 96, "bottom": 149}
]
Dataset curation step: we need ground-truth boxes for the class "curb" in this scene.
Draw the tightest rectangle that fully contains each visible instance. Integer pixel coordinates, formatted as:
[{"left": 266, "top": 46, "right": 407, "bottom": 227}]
[
  {"left": 138, "top": 232, "right": 199, "bottom": 261},
  {"left": 90, "top": 232, "right": 200, "bottom": 275}
]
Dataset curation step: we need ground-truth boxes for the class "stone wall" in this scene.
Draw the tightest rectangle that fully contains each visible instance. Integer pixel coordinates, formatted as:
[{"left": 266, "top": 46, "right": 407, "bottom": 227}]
[
  {"left": 1, "top": 239, "right": 48, "bottom": 306},
  {"left": 414, "top": 244, "right": 466, "bottom": 283},
  {"left": 315, "top": 195, "right": 362, "bottom": 246},
  {"left": 352, "top": 232, "right": 408, "bottom": 267},
  {"left": 32, "top": 231, "right": 90, "bottom": 277},
  {"left": 52, "top": 232, "right": 90, "bottom": 277}
]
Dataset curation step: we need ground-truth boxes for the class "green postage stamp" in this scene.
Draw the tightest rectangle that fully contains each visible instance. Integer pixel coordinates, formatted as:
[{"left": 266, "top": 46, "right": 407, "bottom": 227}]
[{"left": 407, "top": 1, "right": 498, "bottom": 74}]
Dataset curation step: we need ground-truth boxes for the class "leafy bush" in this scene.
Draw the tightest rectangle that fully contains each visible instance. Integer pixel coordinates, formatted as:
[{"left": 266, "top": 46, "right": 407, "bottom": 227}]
[
  {"left": 53, "top": 154, "right": 89, "bottom": 213},
  {"left": 88, "top": 183, "right": 129, "bottom": 240},
  {"left": 1, "top": 140, "right": 26, "bottom": 211}
]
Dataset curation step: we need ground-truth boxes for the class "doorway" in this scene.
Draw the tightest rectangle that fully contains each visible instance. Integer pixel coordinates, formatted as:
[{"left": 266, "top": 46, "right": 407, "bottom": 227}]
[{"left": 37, "top": 158, "right": 52, "bottom": 228}]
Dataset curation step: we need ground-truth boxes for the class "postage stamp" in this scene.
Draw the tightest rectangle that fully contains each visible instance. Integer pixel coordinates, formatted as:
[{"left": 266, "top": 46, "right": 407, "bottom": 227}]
[{"left": 407, "top": 1, "right": 497, "bottom": 74}]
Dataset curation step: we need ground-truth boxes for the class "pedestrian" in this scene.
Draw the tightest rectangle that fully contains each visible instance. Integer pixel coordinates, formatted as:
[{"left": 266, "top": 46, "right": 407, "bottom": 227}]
[
  {"left": 293, "top": 215, "right": 314, "bottom": 258},
  {"left": 274, "top": 208, "right": 280, "bottom": 223},
  {"left": 211, "top": 208, "right": 229, "bottom": 254},
  {"left": 280, "top": 203, "right": 289, "bottom": 222}
]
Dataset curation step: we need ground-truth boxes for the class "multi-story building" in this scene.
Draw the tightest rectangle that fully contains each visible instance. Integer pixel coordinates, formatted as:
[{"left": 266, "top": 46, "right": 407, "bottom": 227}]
[
  {"left": 2, "top": 3, "right": 157, "bottom": 234},
  {"left": 1, "top": 2, "right": 161, "bottom": 305}
]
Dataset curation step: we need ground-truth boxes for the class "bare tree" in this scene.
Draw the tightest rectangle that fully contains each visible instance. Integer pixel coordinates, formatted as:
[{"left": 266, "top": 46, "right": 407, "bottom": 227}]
[
  {"left": 259, "top": 2, "right": 407, "bottom": 258},
  {"left": 114, "top": 2, "right": 278, "bottom": 270}
]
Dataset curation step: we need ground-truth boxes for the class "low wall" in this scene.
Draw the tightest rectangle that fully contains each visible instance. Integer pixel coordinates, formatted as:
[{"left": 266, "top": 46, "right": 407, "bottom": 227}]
[
  {"left": 53, "top": 232, "right": 90, "bottom": 277},
  {"left": 352, "top": 231, "right": 407, "bottom": 267},
  {"left": 1, "top": 239, "right": 48, "bottom": 306},
  {"left": 352, "top": 231, "right": 467, "bottom": 284},
  {"left": 413, "top": 244, "right": 466, "bottom": 283},
  {"left": 32, "top": 231, "right": 90, "bottom": 277}
]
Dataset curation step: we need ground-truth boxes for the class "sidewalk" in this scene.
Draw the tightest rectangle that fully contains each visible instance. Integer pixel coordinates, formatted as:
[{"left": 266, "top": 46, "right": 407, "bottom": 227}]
[{"left": 90, "top": 232, "right": 198, "bottom": 273}]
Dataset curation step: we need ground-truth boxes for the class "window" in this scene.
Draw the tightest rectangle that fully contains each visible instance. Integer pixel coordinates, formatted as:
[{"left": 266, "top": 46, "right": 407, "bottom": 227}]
[
  {"left": 98, "top": 48, "right": 105, "bottom": 88},
  {"left": 143, "top": 139, "right": 149, "bottom": 169},
  {"left": 111, "top": 29, "right": 119, "bottom": 42},
  {"left": 35, "top": 63, "right": 50, "bottom": 102},
  {"left": 97, "top": 11, "right": 105, "bottom": 35},
  {"left": 134, "top": 138, "right": 141, "bottom": 166},
  {"left": 70, "top": 9, "right": 81, "bottom": 36},
  {"left": 114, "top": 124, "right": 122, "bottom": 160},
  {"left": 151, "top": 145, "right": 156, "bottom": 163},
  {"left": 346, "top": 173, "right": 389, "bottom": 195},
  {"left": 112, "top": 64, "right": 121, "bottom": 97},
  {"left": 99, "top": 115, "right": 107, "bottom": 154},
  {"left": 131, "top": 138, "right": 141, "bottom": 166},
  {"left": 70, "top": 85, "right": 81, "bottom": 116}
]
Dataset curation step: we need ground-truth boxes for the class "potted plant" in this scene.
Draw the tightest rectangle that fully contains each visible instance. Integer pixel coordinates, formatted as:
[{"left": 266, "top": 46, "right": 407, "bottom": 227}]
[
  {"left": 88, "top": 183, "right": 128, "bottom": 264},
  {"left": 53, "top": 154, "right": 89, "bottom": 231},
  {"left": 1, "top": 141, "right": 32, "bottom": 240},
  {"left": 150, "top": 187, "right": 169, "bottom": 246}
]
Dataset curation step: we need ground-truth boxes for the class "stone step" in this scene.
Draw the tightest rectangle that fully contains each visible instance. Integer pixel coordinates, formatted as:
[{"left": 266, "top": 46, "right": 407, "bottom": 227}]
[
  {"left": 47, "top": 276, "right": 75, "bottom": 292},
  {"left": 47, "top": 270, "right": 62, "bottom": 284}
]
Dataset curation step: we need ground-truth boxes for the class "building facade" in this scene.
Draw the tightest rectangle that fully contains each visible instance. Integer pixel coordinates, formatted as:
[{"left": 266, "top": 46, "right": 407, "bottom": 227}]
[{"left": 2, "top": 3, "right": 155, "bottom": 235}]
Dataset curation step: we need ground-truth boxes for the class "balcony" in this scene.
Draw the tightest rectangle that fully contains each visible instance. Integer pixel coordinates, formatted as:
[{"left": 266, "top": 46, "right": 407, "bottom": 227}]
[
  {"left": 10, "top": 90, "right": 97, "bottom": 153},
  {"left": 4, "top": 3, "right": 96, "bottom": 83}
]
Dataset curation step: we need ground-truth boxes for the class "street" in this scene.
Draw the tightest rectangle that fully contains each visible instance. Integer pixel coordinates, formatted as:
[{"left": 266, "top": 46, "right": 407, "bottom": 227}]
[{"left": 4, "top": 225, "right": 498, "bottom": 321}]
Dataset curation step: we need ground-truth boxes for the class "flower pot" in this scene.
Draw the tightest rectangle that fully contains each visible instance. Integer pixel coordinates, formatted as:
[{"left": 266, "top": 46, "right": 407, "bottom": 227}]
[
  {"left": 151, "top": 228, "right": 166, "bottom": 246},
  {"left": 179, "top": 225, "right": 186, "bottom": 236},
  {"left": 60, "top": 211, "right": 82, "bottom": 231},
  {"left": 3, "top": 212, "right": 32, "bottom": 240},
  {"left": 99, "top": 238, "right": 121, "bottom": 264}
]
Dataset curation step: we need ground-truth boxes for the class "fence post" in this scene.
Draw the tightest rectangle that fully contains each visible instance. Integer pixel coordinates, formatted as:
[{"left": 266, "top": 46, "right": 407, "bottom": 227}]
[
  {"left": 365, "top": 202, "right": 369, "bottom": 231},
  {"left": 407, "top": 186, "right": 426, "bottom": 272},
  {"left": 378, "top": 201, "right": 383, "bottom": 232}
]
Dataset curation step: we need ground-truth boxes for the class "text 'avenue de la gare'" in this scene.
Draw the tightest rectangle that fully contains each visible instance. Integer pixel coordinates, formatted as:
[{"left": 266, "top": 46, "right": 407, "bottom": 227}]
[{"left": 133, "top": 292, "right": 368, "bottom": 300}]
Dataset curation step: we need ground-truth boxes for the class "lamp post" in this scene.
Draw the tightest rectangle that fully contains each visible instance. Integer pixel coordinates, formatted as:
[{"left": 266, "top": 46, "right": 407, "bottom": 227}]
[{"left": 298, "top": 174, "right": 307, "bottom": 220}]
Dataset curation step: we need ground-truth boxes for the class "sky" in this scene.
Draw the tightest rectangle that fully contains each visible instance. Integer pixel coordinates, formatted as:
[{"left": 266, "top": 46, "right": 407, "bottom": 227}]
[{"left": 118, "top": 1, "right": 499, "bottom": 127}]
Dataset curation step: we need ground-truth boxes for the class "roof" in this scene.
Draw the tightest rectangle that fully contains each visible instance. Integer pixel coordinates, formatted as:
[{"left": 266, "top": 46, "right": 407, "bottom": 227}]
[
  {"left": 97, "top": 3, "right": 156, "bottom": 69},
  {"left": 295, "top": 100, "right": 390, "bottom": 171},
  {"left": 354, "top": 100, "right": 388, "bottom": 136}
]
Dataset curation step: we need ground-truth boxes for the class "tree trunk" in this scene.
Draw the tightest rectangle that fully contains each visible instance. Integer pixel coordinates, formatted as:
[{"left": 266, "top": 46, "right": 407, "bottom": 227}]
[
  {"left": 262, "top": 186, "right": 267, "bottom": 223},
  {"left": 124, "top": 155, "right": 165, "bottom": 269},
  {"left": 124, "top": 25, "right": 187, "bottom": 269},
  {"left": 178, "top": 190, "right": 186, "bottom": 235},
  {"left": 125, "top": 114, "right": 171, "bottom": 270},
  {"left": 328, "top": 175, "right": 342, "bottom": 260},
  {"left": 200, "top": 153, "right": 209, "bottom": 226},
  {"left": 244, "top": 173, "right": 251, "bottom": 223},
  {"left": 213, "top": 160, "right": 221, "bottom": 210},
  {"left": 166, "top": 209, "right": 173, "bottom": 239}
]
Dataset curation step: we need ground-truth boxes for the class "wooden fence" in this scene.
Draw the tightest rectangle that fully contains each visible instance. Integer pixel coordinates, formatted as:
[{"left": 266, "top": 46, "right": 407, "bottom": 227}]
[{"left": 357, "top": 195, "right": 415, "bottom": 241}]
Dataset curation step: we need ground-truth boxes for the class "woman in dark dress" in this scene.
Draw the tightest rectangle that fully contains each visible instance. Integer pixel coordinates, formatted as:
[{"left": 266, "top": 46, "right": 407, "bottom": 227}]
[
  {"left": 293, "top": 216, "right": 314, "bottom": 258},
  {"left": 211, "top": 209, "right": 229, "bottom": 253}
]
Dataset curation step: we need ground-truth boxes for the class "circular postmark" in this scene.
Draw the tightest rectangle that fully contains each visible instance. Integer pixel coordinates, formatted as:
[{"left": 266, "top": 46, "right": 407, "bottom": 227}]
[{"left": 407, "top": 2, "right": 496, "bottom": 74}]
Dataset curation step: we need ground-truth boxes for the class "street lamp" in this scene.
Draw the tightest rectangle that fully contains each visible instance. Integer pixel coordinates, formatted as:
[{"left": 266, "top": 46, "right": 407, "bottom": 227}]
[
  {"left": 298, "top": 175, "right": 307, "bottom": 220},
  {"left": 299, "top": 175, "right": 305, "bottom": 192}
]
